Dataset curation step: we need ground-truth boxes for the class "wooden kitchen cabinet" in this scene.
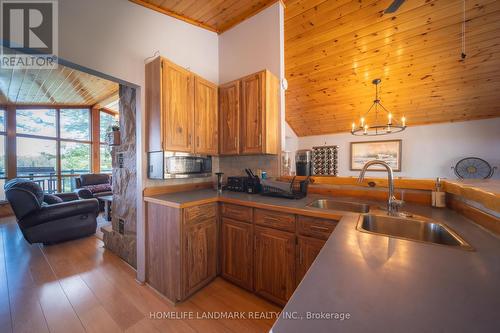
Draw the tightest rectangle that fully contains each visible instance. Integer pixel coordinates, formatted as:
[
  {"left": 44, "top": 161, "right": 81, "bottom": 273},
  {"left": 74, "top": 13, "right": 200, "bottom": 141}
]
[
  {"left": 183, "top": 217, "right": 217, "bottom": 297},
  {"left": 219, "top": 70, "right": 280, "bottom": 155},
  {"left": 296, "top": 236, "right": 326, "bottom": 285},
  {"left": 146, "top": 202, "right": 217, "bottom": 303},
  {"left": 219, "top": 80, "right": 240, "bottom": 155},
  {"left": 162, "top": 59, "right": 194, "bottom": 152},
  {"left": 221, "top": 218, "right": 253, "bottom": 290},
  {"left": 240, "top": 70, "right": 280, "bottom": 155},
  {"left": 254, "top": 226, "right": 296, "bottom": 306},
  {"left": 146, "top": 57, "right": 217, "bottom": 154},
  {"left": 194, "top": 76, "right": 218, "bottom": 155}
]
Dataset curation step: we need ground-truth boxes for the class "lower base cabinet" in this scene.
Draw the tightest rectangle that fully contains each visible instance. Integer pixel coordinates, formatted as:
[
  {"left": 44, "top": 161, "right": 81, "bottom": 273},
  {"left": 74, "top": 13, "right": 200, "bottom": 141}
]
[
  {"left": 254, "top": 226, "right": 296, "bottom": 306},
  {"left": 221, "top": 218, "right": 253, "bottom": 290},
  {"left": 184, "top": 218, "right": 217, "bottom": 297},
  {"left": 296, "top": 236, "right": 326, "bottom": 285},
  {"left": 147, "top": 201, "right": 335, "bottom": 306}
]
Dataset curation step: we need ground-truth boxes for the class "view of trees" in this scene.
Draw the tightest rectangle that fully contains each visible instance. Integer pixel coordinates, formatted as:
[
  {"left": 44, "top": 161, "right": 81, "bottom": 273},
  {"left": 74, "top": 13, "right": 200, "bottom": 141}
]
[{"left": 13, "top": 109, "right": 114, "bottom": 176}]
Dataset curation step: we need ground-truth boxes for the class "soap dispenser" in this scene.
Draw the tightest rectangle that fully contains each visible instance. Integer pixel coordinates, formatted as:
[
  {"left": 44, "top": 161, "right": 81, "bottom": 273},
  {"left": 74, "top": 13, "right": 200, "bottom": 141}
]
[{"left": 431, "top": 177, "right": 446, "bottom": 208}]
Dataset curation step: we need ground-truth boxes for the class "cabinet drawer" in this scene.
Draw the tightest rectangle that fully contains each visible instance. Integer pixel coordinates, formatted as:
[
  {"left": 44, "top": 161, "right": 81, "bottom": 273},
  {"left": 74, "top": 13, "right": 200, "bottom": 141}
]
[
  {"left": 254, "top": 209, "right": 296, "bottom": 232},
  {"left": 221, "top": 203, "right": 253, "bottom": 222},
  {"left": 297, "top": 215, "right": 337, "bottom": 240},
  {"left": 184, "top": 203, "right": 217, "bottom": 224}
]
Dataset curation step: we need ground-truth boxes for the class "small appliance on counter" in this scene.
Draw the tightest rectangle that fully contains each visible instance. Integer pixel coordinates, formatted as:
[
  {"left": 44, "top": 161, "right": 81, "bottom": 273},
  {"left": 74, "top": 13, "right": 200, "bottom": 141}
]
[
  {"left": 295, "top": 149, "right": 312, "bottom": 176},
  {"left": 226, "top": 169, "right": 261, "bottom": 194},
  {"left": 147, "top": 151, "right": 212, "bottom": 179}
]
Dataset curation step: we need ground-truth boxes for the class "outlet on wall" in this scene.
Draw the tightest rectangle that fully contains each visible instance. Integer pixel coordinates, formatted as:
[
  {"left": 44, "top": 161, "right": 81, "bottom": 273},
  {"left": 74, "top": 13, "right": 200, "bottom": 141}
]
[{"left": 118, "top": 219, "right": 125, "bottom": 234}]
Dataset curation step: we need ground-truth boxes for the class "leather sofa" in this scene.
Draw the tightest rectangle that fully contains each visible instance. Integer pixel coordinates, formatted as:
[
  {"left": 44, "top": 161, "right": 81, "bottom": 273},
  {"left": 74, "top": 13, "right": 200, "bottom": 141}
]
[
  {"left": 75, "top": 173, "right": 112, "bottom": 199},
  {"left": 4, "top": 179, "right": 99, "bottom": 245}
]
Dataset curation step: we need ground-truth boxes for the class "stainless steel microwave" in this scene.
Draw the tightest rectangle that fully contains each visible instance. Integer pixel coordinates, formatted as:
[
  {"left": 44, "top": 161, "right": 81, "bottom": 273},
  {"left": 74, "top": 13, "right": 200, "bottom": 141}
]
[{"left": 148, "top": 151, "right": 212, "bottom": 179}]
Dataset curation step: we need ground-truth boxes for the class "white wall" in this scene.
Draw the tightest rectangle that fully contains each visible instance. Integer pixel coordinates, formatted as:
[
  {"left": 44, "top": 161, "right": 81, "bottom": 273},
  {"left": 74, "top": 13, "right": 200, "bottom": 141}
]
[
  {"left": 218, "top": 2, "right": 282, "bottom": 83},
  {"left": 290, "top": 118, "right": 500, "bottom": 179},
  {"left": 59, "top": 0, "right": 219, "bottom": 85}
]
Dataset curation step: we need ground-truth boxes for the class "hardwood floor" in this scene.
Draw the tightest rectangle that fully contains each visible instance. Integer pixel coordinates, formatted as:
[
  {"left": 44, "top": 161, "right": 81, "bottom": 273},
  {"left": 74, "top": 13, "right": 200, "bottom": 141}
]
[{"left": 0, "top": 217, "right": 280, "bottom": 333}]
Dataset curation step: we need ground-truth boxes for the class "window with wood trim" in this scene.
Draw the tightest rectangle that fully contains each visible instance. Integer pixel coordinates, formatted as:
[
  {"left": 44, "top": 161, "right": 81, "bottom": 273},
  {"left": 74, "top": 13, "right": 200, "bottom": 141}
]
[
  {"left": 15, "top": 107, "right": 92, "bottom": 194},
  {"left": 99, "top": 110, "right": 115, "bottom": 173}
]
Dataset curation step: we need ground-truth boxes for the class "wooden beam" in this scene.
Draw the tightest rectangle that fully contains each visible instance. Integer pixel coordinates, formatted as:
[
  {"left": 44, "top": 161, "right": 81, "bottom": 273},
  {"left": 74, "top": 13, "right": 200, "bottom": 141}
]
[
  {"left": 91, "top": 106, "right": 101, "bottom": 173},
  {"left": 5, "top": 105, "right": 16, "bottom": 179}
]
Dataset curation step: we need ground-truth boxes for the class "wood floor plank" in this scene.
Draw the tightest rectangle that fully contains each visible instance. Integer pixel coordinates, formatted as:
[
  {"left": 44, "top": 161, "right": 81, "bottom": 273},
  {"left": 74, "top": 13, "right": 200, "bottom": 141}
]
[
  {"left": 0, "top": 226, "right": 13, "bottom": 333},
  {"left": 2, "top": 223, "right": 49, "bottom": 333},
  {"left": 1, "top": 219, "right": 278, "bottom": 333}
]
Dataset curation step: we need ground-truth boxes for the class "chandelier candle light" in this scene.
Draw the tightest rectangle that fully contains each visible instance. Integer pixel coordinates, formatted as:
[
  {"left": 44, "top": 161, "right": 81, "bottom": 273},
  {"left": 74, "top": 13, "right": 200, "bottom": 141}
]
[{"left": 351, "top": 79, "right": 407, "bottom": 136}]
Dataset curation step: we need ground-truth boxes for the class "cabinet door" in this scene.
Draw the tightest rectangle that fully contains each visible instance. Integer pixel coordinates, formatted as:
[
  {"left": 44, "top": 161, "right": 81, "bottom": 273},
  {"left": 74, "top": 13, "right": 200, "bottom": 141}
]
[
  {"left": 194, "top": 76, "right": 218, "bottom": 155},
  {"left": 221, "top": 218, "right": 253, "bottom": 290},
  {"left": 219, "top": 81, "right": 240, "bottom": 155},
  {"left": 254, "top": 226, "right": 295, "bottom": 305},
  {"left": 296, "top": 236, "right": 326, "bottom": 286},
  {"left": 184, "top": 219, "right": 217, "bottom": 297},
  {"left": 163, "top": 61, "right": 194, "bottom": 152},
  {"left": 241, "top": 72, "right": 264, "bottom": 154}
]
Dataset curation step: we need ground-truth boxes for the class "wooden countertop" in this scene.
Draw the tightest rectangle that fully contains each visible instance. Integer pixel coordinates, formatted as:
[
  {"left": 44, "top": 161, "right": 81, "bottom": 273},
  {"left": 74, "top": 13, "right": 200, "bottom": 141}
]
[{"left": 443, "top": 179, "right": 500, "bottom": 212}]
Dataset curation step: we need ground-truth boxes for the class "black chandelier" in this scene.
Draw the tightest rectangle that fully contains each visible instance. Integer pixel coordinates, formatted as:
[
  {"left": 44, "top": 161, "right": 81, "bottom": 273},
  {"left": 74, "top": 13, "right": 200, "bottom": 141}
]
[{"left": 351, "top": 79, "right": 406, "bottom": 136}]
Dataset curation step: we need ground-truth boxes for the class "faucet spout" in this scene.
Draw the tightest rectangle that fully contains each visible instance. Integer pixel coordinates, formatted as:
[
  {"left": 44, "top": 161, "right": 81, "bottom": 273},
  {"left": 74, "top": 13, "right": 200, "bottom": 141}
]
[{"left": 357, "top": 160, "right": 401, "bottom": 216}]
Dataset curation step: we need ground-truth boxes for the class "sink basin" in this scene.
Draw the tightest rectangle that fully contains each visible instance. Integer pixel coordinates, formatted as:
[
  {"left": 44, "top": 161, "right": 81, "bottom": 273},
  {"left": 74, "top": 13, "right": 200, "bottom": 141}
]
[
  {"left": 357, "top": 214, "right": 473, "bottom": 250},
  {"left": 307, "top": 199, "right": 370, "bottom": 213}
]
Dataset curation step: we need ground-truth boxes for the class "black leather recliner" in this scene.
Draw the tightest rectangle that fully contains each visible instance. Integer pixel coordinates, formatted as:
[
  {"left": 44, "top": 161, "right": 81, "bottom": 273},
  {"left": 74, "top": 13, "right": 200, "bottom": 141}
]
[{"left": 4, "top": 179, "right": 99, "bottom": 245}]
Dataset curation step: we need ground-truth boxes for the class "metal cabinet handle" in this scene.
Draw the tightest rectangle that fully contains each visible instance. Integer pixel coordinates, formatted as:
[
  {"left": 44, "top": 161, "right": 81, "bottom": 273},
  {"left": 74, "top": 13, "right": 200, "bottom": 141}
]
[
  {"left": 310, "top": 225, "right": 329, "bottom": 231},
  {"left": 258, "top": 133, "right": 262, "bottom": 146}
]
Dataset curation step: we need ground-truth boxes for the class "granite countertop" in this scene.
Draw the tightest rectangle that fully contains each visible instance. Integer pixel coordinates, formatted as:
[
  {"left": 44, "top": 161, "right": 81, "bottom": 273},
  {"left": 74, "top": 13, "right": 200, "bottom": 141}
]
[{"left": 144, "top": 190, "right": 500, "bottom": 332}]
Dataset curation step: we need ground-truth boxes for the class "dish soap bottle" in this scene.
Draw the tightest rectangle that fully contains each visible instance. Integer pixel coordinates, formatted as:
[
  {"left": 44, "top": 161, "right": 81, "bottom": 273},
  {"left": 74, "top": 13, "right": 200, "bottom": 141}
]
[{"left": 431, "top": 177, "right": 446, "bottom": 208}]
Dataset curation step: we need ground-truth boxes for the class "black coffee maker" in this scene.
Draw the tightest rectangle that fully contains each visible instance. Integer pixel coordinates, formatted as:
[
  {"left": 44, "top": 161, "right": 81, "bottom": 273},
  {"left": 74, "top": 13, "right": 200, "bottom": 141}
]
[{"left": 295, "top": 150, "right": 312, "bottom": 176}]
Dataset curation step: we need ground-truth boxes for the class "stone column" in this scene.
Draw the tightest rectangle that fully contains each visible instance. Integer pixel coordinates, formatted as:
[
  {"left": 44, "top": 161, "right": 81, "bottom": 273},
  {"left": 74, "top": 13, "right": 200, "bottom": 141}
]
[{"left": 103, "top": 84, "right": 137, "bottom": 268}]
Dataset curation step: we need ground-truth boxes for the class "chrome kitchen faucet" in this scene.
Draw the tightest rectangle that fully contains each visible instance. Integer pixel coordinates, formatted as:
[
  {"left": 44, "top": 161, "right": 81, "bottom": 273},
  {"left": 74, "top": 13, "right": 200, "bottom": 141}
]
[{"left": 357, "top": 160, "right": 404, "bottom": 216}]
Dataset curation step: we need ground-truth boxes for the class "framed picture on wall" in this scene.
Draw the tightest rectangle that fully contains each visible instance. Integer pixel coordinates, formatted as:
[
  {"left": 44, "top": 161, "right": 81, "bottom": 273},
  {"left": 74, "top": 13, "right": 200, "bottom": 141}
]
[{"left": 350, "top": 140, "right": 402, "bottom": 171}]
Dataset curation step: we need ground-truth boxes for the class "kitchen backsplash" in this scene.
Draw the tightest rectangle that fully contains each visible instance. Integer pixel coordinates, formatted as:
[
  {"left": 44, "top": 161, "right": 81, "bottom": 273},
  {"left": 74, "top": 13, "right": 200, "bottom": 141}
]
[{"left": 213, "top": 155, "right": 280, "bottom": 180}]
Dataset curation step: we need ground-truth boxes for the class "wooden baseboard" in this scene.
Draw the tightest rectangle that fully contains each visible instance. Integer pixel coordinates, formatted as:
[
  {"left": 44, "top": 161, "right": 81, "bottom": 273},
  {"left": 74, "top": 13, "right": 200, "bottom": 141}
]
[
  {"left": 143, "top": 181, "right": 213, "bottom": 197},
  {"left": 447, "top": 197, "right": 500, "bottom": 236}
]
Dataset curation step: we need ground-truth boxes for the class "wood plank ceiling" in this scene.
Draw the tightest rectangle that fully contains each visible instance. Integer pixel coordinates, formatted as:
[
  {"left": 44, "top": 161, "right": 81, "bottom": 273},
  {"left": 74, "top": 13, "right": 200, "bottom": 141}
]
[
  {"left": 0, "top": 57, "right": 119, "bottom": 106},
  {"left": 130, "top": 0, "right": 278, "bottom": 33},
  {"left": 285, "top": 0, "right": 500, "bottom": 136}
]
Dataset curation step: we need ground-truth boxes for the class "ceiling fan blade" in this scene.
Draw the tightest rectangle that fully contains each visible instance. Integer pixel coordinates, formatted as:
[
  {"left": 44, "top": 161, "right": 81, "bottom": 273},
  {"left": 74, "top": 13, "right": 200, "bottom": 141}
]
[{"left": 384, "top": 0, "right": 405, "bottom": 14}]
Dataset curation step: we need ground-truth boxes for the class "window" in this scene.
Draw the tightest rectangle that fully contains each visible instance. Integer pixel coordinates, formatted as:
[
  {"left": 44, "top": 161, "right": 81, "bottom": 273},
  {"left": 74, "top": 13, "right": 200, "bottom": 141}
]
[
  {"left": 100, "top": 145, "right": 112, "bottom": 173},
  {"left": 15, "top": 108, "right": 91, "bottom": 194},
  {"left": 60, "top": 109, "right": 90, "bottom": 140},
  {"left": 61, "top": 142, "right": 91, "bottom": 175},
  {"left": 100, "top": 112, "right": 115, "bottom": 142},
  {"left": 16, "top": 109, "right": 57, "bottom": 137},
  {"left": 16, "top": 137, "right": 57, "bottom": 193},
  {"left": 99, "top": 111, "right": 116, "bottom": 174}
]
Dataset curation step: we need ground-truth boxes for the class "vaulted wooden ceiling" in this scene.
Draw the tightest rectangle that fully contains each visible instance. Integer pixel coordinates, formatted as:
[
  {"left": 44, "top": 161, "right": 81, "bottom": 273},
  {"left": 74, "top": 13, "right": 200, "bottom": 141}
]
[
  {"left": 0, "top": 51, "right": 119, "bottom": 106},
  {"left": 130, "top": 0, "right": 278, "bottom": 33},
  {"left": 285, "top": 0, "right": 500, "bottom": 136}
]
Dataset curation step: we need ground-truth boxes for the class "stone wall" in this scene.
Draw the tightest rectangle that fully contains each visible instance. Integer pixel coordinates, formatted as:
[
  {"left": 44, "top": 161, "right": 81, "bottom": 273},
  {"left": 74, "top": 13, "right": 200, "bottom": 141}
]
[{"left": 103, "top": 85, "right": 137, "bottom": 268}]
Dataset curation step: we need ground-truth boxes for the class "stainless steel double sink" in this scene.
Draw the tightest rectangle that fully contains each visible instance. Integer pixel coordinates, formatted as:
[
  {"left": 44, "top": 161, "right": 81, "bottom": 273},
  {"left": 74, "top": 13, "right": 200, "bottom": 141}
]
[{"left": 307, "top": 199, "right": 473, "bottom": 250}]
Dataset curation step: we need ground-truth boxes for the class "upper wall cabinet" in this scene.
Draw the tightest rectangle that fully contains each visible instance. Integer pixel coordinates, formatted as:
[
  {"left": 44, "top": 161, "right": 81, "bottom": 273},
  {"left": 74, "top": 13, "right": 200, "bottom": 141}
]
[
  {"left": 194, "top": 76, "right": 218, "bottom": 155},
  {"left": 146, "top": 57, "right": 218, "bottom": 154},
  {"left": 219, "top": 70, "right": 280, "bottom": 156},
  {"left": 219, "top": 80, "right": 240, "bottom": 155}
]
